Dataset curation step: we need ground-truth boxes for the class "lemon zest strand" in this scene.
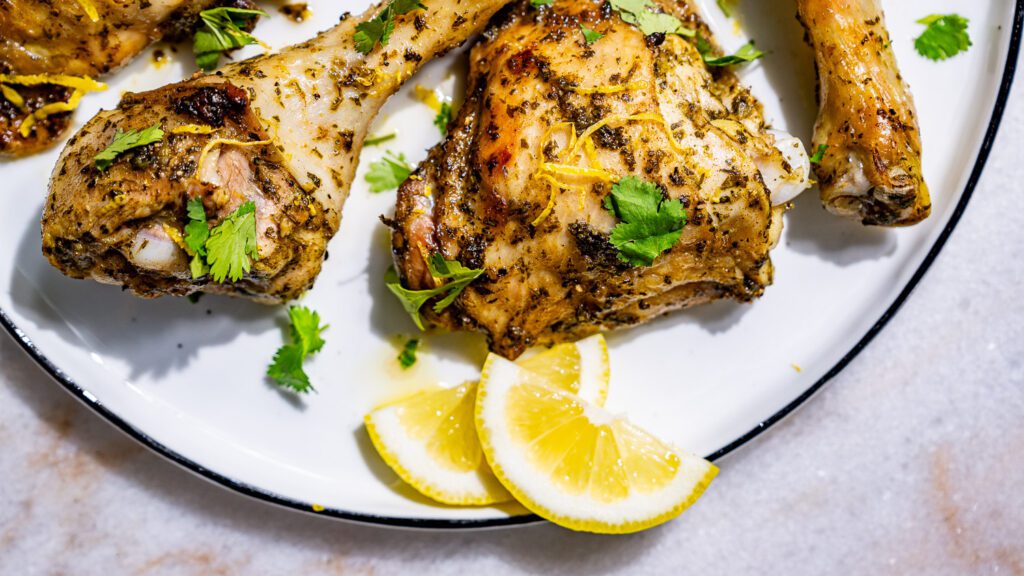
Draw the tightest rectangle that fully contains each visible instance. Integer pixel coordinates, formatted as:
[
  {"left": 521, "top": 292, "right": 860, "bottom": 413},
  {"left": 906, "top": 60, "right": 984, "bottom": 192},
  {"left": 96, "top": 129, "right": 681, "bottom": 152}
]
[
  {"left": 171, "top": 124, "right": 217, "bottom": 135},
  {"left": 74, "top": 0, "right": 100, "bottom": 22},
  {"left": 0, "top": 73, "right": 107, "bottom": 93},
  {"left": 414, "top": 85, "right": 444, "bottom": 113},
  {"left": 1, "top": 85, "right": 25, "bottom": 109},
  {"left": 197, "top": 138, "right": 273, "bottom": 179},
  {"left": 540, "top": 163, "right": 615, "bottom": 181},
  {"left": 530, "top": 178, "right": 557, "bottom": 227},
  {"left": 18, "top": 91, "right": 83, "bottom": 137},
  {"left": 570, "top": 80, "right": 648, "bottom": 95}
]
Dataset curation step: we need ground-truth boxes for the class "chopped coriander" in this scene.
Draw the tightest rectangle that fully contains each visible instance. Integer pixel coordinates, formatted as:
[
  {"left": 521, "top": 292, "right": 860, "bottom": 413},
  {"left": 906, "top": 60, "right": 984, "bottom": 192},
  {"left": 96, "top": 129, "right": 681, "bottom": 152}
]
[
  {"left": 433, "top": 102, "right": 452, "bottom": 136},
  {"left": 609, "top": 0, "right": 695, "bottom": 37},
  {"left": 699, "top": 39, "right": 763, "bottom": 67},
  {"left": 809, "top": 144, "right": 827, "bottom": 165},
  {"left": 385, "top": 255, "right": 484, "bottom": 330},
  {"left": 354, "top": 0, "right": 425, "bottom": 55},
  {"left": 530, "top": 0, "right": 553, "bottom": 6},
  {"left": 365, "top": 151, "right": 412, "bottom": 193},
  {"left": 398, "top": 338, "right": 419, "bottom": 369},
  {"left": 581, "top": 26, "right": 604, "bottom": 44},
  {"left": 914, "top": 14, "right": 971, "bottom": 61},
  {"left": 267, "top": 306, "right": 328, "bottom": 393},
  {"left": 94, "top": 124, "right": 163, "bottom": 171},
  {"left": 193, "top": 7, "right": 266, "bottom": 72},
  {"left": 184, "top": 197, "right": 211, "bottom": 278},
  {"left": 603, "top": 176, "right": 686, "bottom": 267},
  {"left": 365, "top": 132, "right": 397, "bottom": 147},
  {"left": 206, "top": 201, "right": 258, "bottom": 283}
]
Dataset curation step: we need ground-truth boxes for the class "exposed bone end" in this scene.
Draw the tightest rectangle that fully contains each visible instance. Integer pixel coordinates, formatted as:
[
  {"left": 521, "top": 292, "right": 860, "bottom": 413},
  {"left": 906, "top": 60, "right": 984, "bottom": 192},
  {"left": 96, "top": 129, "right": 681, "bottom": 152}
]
[{"left": 817, "top": 151, "right": 931, "bottom": 227}]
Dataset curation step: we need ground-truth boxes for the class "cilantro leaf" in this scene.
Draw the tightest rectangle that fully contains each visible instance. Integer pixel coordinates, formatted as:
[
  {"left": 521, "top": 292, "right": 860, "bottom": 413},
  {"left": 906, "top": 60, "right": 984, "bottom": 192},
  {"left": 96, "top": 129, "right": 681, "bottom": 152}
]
[
  {"left": 433, "top": 102, "right": 452, "bottom": 136},
  {"left": 289, "top": 306, "right": 328, "bottom": 356},
  {"left": 354, "top": 0, "right": 426, "bottom": 55},
  {"left": 94, "top": 124, "right": 164, "bottom": 171},
  {"left": 365, "top": 151, "right": 412, "bottom": 193},
  {"left": 609, "top": 0, "right": 695, "bottom": 37},
  {"left": 700, "top": 40, "right": 763, "bottom": 67},
  {"left": 384, "top": 255, "right": 484, "bottom": 330},
  {"left": 530, "top": 0, "right": 554, "bottom": 6},
  {"left": 267, "top": 306, "right": 328, "bottom": 394},
  {"left": 914, "top": 14, "right": 971, "bottom": 61},
  {"left": 193, "top": 7, "right": 266, "bottom": 72},
  {"left": 603, "top": 176, "right": 686, "bottom": 267},
  {"left": 581, "top": 26, "right": 604, "bottom": 44},
  {"left": 398, "top": 338, "right": 419, "bottom": 369},
  {"left": 205, "top": 201, "right": 258, "bottom": 283},
  {"left": 184, "top": 197, "right": 211, "bottom": 278},
  {"left": 809, "top": 144, "right": 827, "bottom": 165}
]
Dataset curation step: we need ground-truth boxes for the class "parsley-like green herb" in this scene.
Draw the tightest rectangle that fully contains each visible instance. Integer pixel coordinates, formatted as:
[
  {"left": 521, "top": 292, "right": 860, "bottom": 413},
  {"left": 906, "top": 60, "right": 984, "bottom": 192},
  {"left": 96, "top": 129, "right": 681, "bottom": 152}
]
[
  {"left": 385, "top": 255, "right": 484, "bottom": 330},
  {"left": 94, "top": 124, "right": 164, "bottom": 171},
  {"left": 581, "top": 26, "right": 604, "bottom": 44},
  {"left": 809, "top": 144, "right": 828, "bottom": 165},
  {"left": 365, "top": 151, "right": 412, "bottom": 193},
  {"left": 699, "top": 38, "right": 763, "bottom": 67},
  {"left": 365, "top": 132, "right": 397, "bottom": 147},
  {"left": 603, "top": 176, "right": 686, "bottom": 267},
  {"left": 193, "top": 7, "right": 266, "bottom": 72},
  {"left": 530, "top": 0, "right": 553, "bottom": 6},
  {"left": 267, "top": 306, "right": 328, "bottom": 394},
  {"left": 433, "top": 102, "right": 452, "bottom": 136},
  {"left": 398, "top": 338, "right": 419, "bottom": 369},
  {"left": 609, "top": 0, "right": 695, "bottom": 37},
  {"left": 184, "top": 197, "right": 211, "bottom": 278},
  {"left": 914, "top": 14, "right": 971, "bottom": 61},
  {"left": 206, "top": 201, "right": 258, "bottom": 283},
  {"left": 354, "top": 0, "right": 426, "bottom": 55}
]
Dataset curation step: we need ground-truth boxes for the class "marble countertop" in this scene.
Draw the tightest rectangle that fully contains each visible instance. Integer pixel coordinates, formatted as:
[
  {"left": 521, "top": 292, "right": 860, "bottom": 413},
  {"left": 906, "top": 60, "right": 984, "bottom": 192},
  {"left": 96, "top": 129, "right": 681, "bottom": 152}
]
[{"left": 3, "top": 77, "right": 1023, "bottom": 576}]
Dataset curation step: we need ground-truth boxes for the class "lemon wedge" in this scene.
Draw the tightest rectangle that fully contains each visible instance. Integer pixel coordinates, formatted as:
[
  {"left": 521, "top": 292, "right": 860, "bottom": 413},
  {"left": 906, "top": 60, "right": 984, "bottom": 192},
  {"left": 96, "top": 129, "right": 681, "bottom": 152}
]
[
  {"left": 475, "top": 354, "right": 718, "bottom": 534},
  {"left": 366, "top": 335, "right": 610, "bottom": 506}
]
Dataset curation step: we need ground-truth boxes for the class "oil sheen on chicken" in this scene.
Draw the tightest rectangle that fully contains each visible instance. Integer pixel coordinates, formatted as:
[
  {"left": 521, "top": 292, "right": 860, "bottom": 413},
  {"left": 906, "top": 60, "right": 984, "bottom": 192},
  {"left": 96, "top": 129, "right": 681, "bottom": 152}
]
[
  {"left": 0, "top": 0, "right": 257, "bottom": 156},
  {"left": 42, "top": 0, "right": 510, "bottom": 302},
  {"left": 391, "top": 1, "right": 810, "bottom": 359},
  {"left": 798, "top": 0, "right": 930, "bottom": 226}
]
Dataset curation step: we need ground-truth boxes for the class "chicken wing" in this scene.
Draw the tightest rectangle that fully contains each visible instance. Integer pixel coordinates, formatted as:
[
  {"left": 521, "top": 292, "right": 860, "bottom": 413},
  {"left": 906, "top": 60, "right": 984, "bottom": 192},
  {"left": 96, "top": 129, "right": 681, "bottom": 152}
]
[
  {"left": 42, "top": 0, "right": 509, "bottom": 302},
  {"left": 798, "top": 0, "right": 930, "bottom": 226},
  {"left": 390, "top": 0, "right": 810, "bottom": 358},
  {"left": 0, "top": 0, "right": 258, "bottom": 157}
]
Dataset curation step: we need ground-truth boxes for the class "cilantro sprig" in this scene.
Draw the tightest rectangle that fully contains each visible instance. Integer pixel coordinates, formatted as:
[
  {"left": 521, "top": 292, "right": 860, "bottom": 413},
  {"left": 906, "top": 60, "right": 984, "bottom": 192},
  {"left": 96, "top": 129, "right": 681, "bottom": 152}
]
[
  {"left": 698, "top": 36, "right": 763, "bottom": 67},
  {"left": 94, "top": 124, "right": 164, "bottom": 171},
  {"left": 193, "top": 7, "right": 267, "bottom": 72},
  {"left": 365, "top": 151, "right": 412, "bottom": 193},
  {"left": 603, "top": 176, "right": 686, "bottom": 267},
  {"left": 809, "top": 144, "right": 827, "bottom": 165},
  {"left": 354, "top": 0, "right": 426, "bottom": 55},
  {"left": 433, "top": 102, "right": 453, "bottom": 136},
  {"left": 914, "top": 14, "right": 971, "bottom": 61},
  {"left": 183, "top": 199, "right": 259, "bottom": 283},
  {"left": 385, "top": 255, "right": 484, "bottom": 330},
  {"left": 609, "top": 0, "right": 695, "bottom": 37},
  {"left": 581, "top": 26, "right": 604, "bottom": 45},
  {"left": 267, "top": 306, "right": 328, "bottom": 393}
]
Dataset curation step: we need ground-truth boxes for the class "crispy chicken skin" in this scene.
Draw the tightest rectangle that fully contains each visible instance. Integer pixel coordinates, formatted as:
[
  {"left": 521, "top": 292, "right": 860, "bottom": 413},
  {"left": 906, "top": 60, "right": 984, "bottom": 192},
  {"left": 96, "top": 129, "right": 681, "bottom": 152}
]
[
  {"left": 798, "top": 0, "right": 930, "bottom": 226},
  {"left": 391, "top": 1, "right": 809, "bottom": 359},
  {"left": 0, "top": 0, "right": 256, "bottom": 157},
  {"left": 42, "top": 0, "right": 510, "bottom": 302}
]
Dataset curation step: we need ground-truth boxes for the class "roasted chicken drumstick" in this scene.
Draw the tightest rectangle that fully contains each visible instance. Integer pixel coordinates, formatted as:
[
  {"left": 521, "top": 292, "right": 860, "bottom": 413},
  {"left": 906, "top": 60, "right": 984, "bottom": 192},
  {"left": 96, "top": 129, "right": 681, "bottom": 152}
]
[
  {"left": 42, "top": 0, "right": 508, "bottom": 302},
  {"left": 390, "top": 0, "right": 811, "bottom": 359},
  {"left": 1, "top": 0, "right": 259, "bottom": 157},
  {"left": 798, "top": 0, "right": 930, "bottom": 226}
]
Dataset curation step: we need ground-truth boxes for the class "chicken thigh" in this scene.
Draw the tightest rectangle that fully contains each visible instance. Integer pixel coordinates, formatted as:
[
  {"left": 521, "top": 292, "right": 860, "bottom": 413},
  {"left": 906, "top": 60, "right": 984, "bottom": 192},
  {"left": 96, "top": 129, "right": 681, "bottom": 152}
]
[
  {"left": 42, "top": 0, "right": 509, "bottom": 302},
  {"left": 390, "top": 0, "right": 810, "bottom": 358},
  {"left": 1, "top": 0, "right": 257, "bottom": 156},
  {"left": 798, "top": 0, "right": 930, "bottom": 226}
]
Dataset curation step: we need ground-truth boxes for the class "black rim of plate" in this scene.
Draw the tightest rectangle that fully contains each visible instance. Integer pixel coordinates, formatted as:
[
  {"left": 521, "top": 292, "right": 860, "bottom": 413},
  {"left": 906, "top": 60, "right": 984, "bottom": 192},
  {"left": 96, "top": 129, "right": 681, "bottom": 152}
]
[{"left": 2, "top": 6, "right": 1022, "bottom": 530}]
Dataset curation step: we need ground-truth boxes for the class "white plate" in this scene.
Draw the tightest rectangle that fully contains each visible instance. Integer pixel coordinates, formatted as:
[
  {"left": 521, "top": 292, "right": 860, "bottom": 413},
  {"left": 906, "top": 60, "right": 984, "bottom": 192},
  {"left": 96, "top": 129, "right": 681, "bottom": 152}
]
[{"left": 1, "top": 0, "right": 1021, "bottom": 528}]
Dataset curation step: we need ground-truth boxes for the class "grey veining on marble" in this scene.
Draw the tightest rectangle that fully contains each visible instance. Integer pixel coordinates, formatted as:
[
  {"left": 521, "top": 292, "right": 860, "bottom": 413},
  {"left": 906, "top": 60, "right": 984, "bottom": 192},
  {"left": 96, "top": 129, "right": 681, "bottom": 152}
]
[{"left": 2, "top": 70, "right": 1023, "bottom": 576}]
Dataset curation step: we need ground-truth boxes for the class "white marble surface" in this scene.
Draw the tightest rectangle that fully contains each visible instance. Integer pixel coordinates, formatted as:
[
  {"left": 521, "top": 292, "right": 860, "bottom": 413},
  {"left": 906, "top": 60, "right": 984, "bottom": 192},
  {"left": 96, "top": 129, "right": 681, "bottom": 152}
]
[{"left": 2, "top": 69, "right": 1023, "bottom": 576}]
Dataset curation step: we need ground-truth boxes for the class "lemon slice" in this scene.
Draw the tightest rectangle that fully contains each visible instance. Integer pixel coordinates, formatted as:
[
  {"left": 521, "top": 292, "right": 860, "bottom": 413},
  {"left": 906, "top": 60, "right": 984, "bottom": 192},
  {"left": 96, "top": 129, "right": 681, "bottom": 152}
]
[
  {"left": 365, "top": 335, "right": 610, "bottom": 506},
  {"left": 475, "top": 354, "right": 718, "bottom": 533}
]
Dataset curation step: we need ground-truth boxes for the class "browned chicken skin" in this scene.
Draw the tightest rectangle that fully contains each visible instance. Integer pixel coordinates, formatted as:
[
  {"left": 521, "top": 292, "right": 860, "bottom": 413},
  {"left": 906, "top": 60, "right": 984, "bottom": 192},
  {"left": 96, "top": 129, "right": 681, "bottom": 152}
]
[
  {"left": 0, "top": 0, "right": 256, "bottom": 156},
  {"left": 798, "top": 0, "right": 930, "bottom": 226},
  {"left": 42, "top": 0, "right": 511, "bottom": 302},
  {"left": 391, "top": 0, "right": 811, "bottom": 359}
]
